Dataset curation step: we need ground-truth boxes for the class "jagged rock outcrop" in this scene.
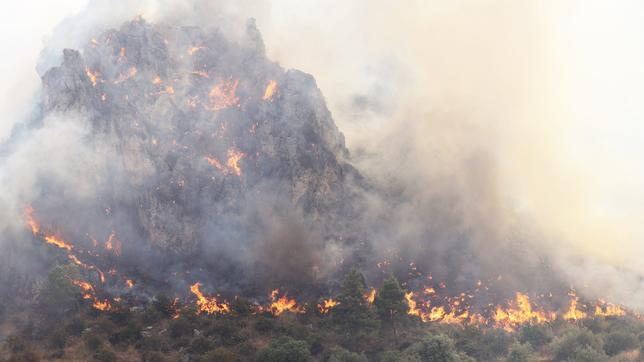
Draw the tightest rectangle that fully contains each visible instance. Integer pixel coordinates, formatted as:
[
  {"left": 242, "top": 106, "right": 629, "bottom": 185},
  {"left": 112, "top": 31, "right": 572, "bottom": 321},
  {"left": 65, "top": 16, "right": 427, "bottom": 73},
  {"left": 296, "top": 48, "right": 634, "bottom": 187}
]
[{"left": 34, "top": 18, "right": 366, "bottom": 293}]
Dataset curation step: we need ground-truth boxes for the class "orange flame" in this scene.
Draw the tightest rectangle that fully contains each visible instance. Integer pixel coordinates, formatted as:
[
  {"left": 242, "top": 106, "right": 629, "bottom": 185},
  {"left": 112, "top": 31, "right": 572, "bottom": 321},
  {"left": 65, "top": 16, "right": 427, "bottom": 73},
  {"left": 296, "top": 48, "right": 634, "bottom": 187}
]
[
  {"left": 24, "top": 205, "right": 40, "bottom": 234},
  {"left": 113, "top": 67, "right": 138, "bottom": 84},
  {"left": 594, "top": 301, "right": 626, "bottom": 317},
  {"left": 269, "top": 289, "right": 304, "bottom": 315},
  {"left": 191, "top": 71, "right": 209, "bottom": 78},
  {"left": 190, "top": 283, "right": 230, "bottom": 314},
  {"left": 206, "top": 79, "right": 239, "bottom": 111},
  {"left": 262, "top": 80, "right": 277, "bottom": 100},
  {"left": 317, "top": 298, "right": 338, "bottom": 314},
  {"left": 563, "top": 291, "right": 587, "bottom": 321},
  {"left": 44, "top": 235, "right": 73, "bottom": 251},
  {"left": 365, "top": 288, "right": 376, "bottom": 304},
  {"left": 188, "top": 46, "right": 204, "bottom": 55},
  {"left": 85, "top": 67, "right": 101, "bottom": 87},
  {"left": 492, "top": 293, "right": 556, "bottom": 331},
  {"left": 226, "top": 149, "right": 245, "bottom": 176}
]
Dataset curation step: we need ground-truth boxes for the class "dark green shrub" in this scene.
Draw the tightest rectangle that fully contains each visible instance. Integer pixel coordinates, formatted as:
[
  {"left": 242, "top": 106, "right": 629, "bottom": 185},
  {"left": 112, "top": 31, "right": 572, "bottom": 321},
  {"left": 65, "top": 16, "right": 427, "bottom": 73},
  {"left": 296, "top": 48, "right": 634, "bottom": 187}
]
[
  {"left": 141, "top": 306, "right": 163, "bottom": 324},
  {"left": 200, "top": 347, "right": 237, "bottom": 362},
  {"left": 379, "top": 350, "right": 422, "bottom": 362},
  {"left": 563, "top": 346, "right": 607, "bottom": 362},
  {"left": 405, "top": 334, "right": 474, "bottom": 362},
  {"left": 231, "top": 297, "right": 253, "bottom": 317},
  {"left": 482, "top": 328, "right": 512, "bottom": 357},
  {"left": 84, "top": 333, "right": 103, "bottom": 350},
  {"left": 139, "top": 335, "right": 170, "bottom": 352},
  {"left": 109, "top": 320, "right": 141, "bottom": 345},
  {"left": 94, "top": 348, "right": 118, "bottom": 362},
  {"left": 506, "top": 342, "right": 533, "bottom": 362},
  {"left": 189, "top": 336, "right": 215, "bottom": 355},
  {"left": 153, "top": 294, "right": 177, "bottom": 318},
  {"left": 47, "top": 328, "right": 68, "bottom": 349},
  {"left": 550, "top": 328, "right": 604, "bottom": 361},
  {"left": 256, "top": 336, "right": 310, "bottom": 362},
  {"left": 169, "top": 317, "right": 193, "bottom": 338},
  {"left": 602, "top": 331, "right": 639, "bottom": 356},
  {"left": 141, "top": 350, "right": 165, "bottom": 362},
  {"left": 328, "top": 347, "right": 369, "bottom": 362},
  {"left": 254, "top": 316, "right": 276, "bottom": 333},
  {"left": 7, "top": 350, "right": 42, "bottom": 362},
  {"left": 65, "top": 317, "right": 85, "bottom": 336},
  {"left": 519, "top": 324, "right": 554, "bottom": 347}
]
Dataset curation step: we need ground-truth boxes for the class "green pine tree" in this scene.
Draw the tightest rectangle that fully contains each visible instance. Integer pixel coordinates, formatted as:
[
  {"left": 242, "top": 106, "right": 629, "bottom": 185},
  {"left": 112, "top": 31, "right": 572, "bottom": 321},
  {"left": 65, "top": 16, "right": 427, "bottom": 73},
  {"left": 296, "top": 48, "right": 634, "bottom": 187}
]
[
  {"left": 332, "top": 268, "right": 379, "bottom": 335},
  {"left": 374, "top": 274, "right": 408, "bottom": 335}
]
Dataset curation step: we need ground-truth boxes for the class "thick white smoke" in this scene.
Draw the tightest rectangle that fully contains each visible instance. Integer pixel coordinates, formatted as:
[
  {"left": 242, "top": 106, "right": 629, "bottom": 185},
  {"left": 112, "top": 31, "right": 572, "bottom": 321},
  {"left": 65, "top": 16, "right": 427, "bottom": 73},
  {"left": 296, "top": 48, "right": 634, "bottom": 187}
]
[{"left": 1, "top": 0, "right": 643, "bottom": 309}]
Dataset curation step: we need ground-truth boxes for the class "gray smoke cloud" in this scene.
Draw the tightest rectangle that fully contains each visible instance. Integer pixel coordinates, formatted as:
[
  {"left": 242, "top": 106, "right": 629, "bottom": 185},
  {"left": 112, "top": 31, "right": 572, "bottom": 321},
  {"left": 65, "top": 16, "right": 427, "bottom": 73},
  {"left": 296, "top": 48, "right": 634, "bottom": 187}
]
[{"left": 1, "top": 0, "right": 643, "bottom": 311}]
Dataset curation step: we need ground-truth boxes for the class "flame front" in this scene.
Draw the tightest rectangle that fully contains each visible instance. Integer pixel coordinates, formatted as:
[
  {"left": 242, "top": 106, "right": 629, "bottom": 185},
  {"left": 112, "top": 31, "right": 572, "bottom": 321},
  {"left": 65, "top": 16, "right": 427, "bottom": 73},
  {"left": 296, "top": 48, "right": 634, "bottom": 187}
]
[{"left": 492, "top": 293, "right": 556, "bottom": 331}]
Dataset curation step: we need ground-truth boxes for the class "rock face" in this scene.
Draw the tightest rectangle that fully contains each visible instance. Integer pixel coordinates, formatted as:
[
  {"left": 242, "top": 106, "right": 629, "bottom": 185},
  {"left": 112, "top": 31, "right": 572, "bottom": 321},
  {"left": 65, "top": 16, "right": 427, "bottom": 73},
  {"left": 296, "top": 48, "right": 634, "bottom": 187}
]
[{"left": 36, "top": 18, "right": 365, "bottom": 293}]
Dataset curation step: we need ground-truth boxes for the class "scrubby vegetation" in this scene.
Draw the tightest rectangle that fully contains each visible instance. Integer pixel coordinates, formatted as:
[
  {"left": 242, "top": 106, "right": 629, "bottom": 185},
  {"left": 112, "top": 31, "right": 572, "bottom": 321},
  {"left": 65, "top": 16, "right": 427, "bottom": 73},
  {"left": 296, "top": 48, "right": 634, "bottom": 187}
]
[{"left": 0, "top": 267, "right": 642, "bottom": 361}]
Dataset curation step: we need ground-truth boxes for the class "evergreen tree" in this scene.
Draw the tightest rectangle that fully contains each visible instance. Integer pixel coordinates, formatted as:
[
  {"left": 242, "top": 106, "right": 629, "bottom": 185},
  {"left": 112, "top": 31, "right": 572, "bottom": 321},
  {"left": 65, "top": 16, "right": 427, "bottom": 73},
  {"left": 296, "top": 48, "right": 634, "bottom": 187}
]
[
  {"left": 332, "top": 268, "right": 379, "bottom": 334},
  {"left": 374, "top": 275, "right": 408, "bottom": 335}
]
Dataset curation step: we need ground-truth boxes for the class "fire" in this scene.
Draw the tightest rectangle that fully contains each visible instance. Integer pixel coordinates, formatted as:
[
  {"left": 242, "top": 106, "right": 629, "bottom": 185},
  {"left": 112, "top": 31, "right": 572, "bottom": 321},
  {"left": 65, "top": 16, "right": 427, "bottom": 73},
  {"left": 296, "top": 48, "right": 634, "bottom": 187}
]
[
  {"left": 190, "top": 283, "right": 230, "bottom": 314},
  {"left": 191, "top": 71, "right": 209, "bottom": 78},
  {"left": 164, "top": 85, "right": 175, "bottom": 94},
  {"left": 118, "top": 47, "right": 126, "bottom": 62},
  {"left": 24, "top": 205, "right": 40, "bottom": 234},
  {"left": 73, "top": 280, "right": 95, "bottom": 293},
  {"left": 85, "top": 67, "right": 101, "bottom": 87},
  {"left": 492, "top": 293, "right": 556, "bottom": 331},
  {"left": 365, "top": 288, "right": 376, "bottom": 304},
  {"left": 563, "top": 291, "right": 587, "bottom": 321},
  {"left": 90, "top": 38, "right": 99, "bottom": 48},
  {"left": 44, "top": 235, "right": 73, "bottom": 251},
  {"left": 152, "top": 75, "right": 162, "bottom": 85},
  {"left": 104, "top": 231, "right": 121, "bottom": 256},
  {"left": 405, "top": 292, "right": 421, "bottom": 318},
  {"left": 188, "top": 46, "right": 204, "bottom": 55},
  {"left": 317, "top": 298, "right": 338, "bottom": 314},
  {"left": 226, "top": 149, "right": 245, "bottom": 176},
  {"left": 92, "top": 300, "right": 111, "bottom": 311},
  {"left": 594, "top": 301, "right": 626, "bottom": 317},
  {"left": 206, "top": 79, "right": 239, "bottom": 111},
  {"left": 205, "top": 149, "right": 245, "bottom": 176},
  {"left": 125, "top": 279, "right": 135, "bottom": 289},
  {"left": 113, "top": 67, "right": 138, "bottom": 84},
  {"left": 205, "top": 155, "right": 226, "bottom": 173},
  {"left": 269, "top": 289, "right": 304, "bottom": 315},
  {"left": 262, "top": 80, "right": 277, "bottom": 100},
  {"left": 73, "top": 280, "right": 111, "bottom": 311}
]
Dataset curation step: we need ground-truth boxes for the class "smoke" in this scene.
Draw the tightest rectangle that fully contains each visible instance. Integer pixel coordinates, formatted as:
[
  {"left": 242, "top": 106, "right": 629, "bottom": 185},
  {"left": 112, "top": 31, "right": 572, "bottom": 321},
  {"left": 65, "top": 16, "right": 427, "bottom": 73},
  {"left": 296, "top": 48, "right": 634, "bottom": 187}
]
[{"left": 1, "top": 0, "right": 643, "bottom": 310}]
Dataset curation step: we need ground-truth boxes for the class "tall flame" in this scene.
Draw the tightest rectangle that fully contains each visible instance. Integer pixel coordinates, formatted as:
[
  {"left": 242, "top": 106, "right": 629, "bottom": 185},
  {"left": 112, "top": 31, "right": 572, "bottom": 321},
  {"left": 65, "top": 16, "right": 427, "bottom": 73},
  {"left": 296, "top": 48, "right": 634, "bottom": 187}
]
[{"left": 190, "top": 283, "right": 230, "bottom": 314}]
